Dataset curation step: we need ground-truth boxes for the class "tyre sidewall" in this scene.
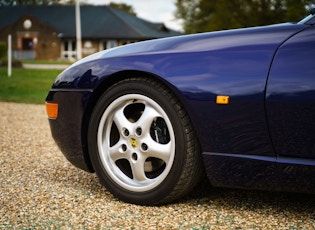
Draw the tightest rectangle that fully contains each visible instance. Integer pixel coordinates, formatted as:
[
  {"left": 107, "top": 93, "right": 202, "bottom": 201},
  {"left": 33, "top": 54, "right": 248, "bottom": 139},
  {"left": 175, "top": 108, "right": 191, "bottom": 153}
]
[{"left": 88, "top": 79, "right": 188, "bottom": 205}]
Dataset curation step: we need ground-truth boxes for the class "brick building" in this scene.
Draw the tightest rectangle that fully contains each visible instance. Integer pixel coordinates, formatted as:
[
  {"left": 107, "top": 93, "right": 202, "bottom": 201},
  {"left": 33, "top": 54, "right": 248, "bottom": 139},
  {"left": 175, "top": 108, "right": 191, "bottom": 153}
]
[{"left": 0, "top": 5, "right": 181, "bottom": 61}]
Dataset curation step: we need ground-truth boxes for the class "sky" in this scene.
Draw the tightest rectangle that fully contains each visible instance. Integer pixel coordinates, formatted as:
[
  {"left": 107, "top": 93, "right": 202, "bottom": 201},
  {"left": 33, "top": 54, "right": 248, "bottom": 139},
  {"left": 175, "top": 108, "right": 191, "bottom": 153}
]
[{"left": 83, "top": 0, "right": 183, "bottom": 31}]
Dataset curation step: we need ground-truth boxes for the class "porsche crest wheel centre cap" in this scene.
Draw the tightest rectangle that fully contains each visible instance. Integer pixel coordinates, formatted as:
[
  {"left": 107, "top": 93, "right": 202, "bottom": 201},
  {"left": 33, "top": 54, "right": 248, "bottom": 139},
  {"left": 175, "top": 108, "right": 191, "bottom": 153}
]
[{"left": 129, "top": 137, "right": 138, "bottom": 149}]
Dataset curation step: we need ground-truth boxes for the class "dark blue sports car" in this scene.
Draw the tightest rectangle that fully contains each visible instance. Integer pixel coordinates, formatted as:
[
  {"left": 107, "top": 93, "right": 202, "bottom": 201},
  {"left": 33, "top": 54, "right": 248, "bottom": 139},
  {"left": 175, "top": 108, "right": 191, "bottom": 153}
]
[{"left": 46, "top": 11, "right": 315, "bottom": 205}]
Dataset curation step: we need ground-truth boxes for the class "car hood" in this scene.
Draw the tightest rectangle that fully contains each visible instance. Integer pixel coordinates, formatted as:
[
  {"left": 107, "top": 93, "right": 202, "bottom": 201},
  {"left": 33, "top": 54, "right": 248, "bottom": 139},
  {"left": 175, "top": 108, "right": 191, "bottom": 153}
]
[
  {"left": 53, "top": 22, "right": 308, "bottom": 90},
  {"left": 73, "top": 22, "right": 307, "bottom": 67}
]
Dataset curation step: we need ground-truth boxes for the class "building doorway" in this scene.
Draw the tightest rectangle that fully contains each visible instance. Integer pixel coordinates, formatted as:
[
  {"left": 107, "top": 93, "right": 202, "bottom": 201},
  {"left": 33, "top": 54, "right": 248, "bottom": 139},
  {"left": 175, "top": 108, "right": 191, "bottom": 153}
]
[{"left": 22, "top": 37, "right": 34, "bottom": 50}]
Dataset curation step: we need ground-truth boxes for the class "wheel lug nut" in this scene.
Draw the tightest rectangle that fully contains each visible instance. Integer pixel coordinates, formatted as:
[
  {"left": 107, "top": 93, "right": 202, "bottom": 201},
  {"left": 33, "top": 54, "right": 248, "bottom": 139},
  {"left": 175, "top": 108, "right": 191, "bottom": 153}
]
[
  {"left": 141, "top": 143, "right": 148, "bottom": 151},
  {"left": 122, "top": 144, "right": 127, "bottom": 152},
  {"left": 136, "top": 127, "right": 142, "bottom": 136},
  {"left": 132, "top": 152, "right": 137, "bottom": 160},
  {"left": 124, "top": 129, "right": 129, "bottom": 137}
]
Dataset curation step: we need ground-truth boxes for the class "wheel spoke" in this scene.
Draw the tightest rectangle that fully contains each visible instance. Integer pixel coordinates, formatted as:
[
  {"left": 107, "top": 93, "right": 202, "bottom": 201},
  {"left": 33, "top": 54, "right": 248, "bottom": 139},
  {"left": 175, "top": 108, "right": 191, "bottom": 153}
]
[
  {"left": 130, "top": 157, "right": 147, "bottom": 182},
  {"left": 113, "top": 106, "right": 132, "bottom": 133},
  {"left": 136, "top": 104, "right": 161, "bottom": 135},
  {"left": 108, "top": 141, "right": 130, "bottom": 161},
  {"left": 144, "top": 138, "right": 172, "bottom": 163}
]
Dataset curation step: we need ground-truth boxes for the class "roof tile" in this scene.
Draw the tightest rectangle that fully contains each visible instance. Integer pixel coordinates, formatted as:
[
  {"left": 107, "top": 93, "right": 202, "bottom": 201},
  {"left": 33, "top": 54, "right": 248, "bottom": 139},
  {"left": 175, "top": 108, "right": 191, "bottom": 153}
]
[{"left": 0, "top": 5, "right": 181, "bottom": 39}]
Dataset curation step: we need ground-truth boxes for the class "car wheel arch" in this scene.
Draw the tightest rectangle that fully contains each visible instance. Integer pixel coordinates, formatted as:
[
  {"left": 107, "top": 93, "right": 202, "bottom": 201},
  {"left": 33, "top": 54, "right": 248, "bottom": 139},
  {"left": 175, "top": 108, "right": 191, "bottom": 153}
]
[{"left": 80, "top": 70, "right": 201, "bottom": 173}]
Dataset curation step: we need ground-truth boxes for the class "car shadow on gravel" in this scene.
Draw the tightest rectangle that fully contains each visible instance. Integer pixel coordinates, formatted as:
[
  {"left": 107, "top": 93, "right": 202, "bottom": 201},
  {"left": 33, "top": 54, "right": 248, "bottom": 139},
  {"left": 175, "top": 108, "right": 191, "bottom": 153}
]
[
  {"left": 48, "top": 162, "right": 315, "bottom": 212},
  {"left": 181, "top": 178, "right": 315, "bottom": 213}
]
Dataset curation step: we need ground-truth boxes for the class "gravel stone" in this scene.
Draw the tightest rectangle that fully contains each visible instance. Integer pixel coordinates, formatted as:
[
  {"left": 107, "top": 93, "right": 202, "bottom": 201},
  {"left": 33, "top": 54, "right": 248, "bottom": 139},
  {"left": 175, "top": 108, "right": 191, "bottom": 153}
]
[{"left": 1, "top": 102, "right": 315, "bottom": 229}]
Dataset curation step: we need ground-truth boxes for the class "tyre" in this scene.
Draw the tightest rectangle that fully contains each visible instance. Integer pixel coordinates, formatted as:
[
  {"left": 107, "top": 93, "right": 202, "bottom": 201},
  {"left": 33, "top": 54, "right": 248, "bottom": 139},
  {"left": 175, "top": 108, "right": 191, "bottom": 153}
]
[{"left": 88, "top": 77, "right": 203, "bottom": 205}]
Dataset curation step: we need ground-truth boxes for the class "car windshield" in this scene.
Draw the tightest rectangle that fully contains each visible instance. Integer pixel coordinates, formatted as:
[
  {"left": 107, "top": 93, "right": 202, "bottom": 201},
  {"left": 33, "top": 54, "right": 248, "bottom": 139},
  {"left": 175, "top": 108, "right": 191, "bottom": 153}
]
[{"left": 298, "top": 9, "right": 315, "bottom": 24}]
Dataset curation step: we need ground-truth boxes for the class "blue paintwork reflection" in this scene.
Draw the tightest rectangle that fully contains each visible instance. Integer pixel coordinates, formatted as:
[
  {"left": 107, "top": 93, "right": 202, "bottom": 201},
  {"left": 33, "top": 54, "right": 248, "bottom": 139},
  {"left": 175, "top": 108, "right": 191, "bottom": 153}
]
[
  {"left": 267, "top": 26, "right": 315, "bottom": 159},
  {"left": 46, "top": 18, "right": 315, "bottom": 194}
]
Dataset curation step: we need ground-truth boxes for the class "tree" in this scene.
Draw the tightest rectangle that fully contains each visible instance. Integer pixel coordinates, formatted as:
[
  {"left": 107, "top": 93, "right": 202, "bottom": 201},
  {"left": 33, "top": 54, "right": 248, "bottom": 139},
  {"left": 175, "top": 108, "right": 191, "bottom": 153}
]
[
  {"left": 175, "top": 0, "right": 314, "bottom": 33},
  {"left": 108, "top": 2, "right": 137, "bottom": 16}
]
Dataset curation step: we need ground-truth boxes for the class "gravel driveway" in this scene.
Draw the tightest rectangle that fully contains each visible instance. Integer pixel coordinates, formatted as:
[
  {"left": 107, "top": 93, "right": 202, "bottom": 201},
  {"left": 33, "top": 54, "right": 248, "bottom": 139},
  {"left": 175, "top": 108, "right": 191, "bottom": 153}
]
[{"left": 1, "top": 102, "right": 315, "bottom": 229}]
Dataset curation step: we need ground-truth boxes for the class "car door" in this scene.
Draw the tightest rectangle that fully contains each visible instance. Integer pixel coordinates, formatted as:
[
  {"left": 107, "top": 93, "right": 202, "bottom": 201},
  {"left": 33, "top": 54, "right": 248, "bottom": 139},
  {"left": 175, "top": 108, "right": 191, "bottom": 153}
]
[{"left": 266, "top": 25, "right": 315, "bottom": 159}]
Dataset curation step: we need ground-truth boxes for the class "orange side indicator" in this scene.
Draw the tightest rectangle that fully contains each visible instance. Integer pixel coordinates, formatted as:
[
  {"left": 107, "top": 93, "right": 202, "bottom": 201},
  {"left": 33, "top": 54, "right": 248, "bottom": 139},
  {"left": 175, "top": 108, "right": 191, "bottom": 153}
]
[
  {"left": 46, "top": 102, "right": 59, "bottom": 119},
  {"left": 216, "top": 95, "right": 230, "bottom": 105}
]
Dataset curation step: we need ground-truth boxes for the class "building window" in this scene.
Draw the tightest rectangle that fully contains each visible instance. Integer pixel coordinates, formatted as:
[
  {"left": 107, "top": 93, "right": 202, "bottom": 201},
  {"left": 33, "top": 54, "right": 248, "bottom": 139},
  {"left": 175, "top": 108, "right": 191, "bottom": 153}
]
[
  {"left": 64, "top": 40, "right": 68, "bottom": 51},
  {"left": 107, "top": 40, "right": 117, "bottom": 49},
  {"left": 100, "top": 40, "right": 118, "bottom": 50},
  {"left": 62, "top": 40, "right": 76, "bottom": 60},
  {"left": 71, "top": 40, "right": 76, "bottom": 52},
  {"left": 119, "top": 40, "right": 132, "bottom": 46},
  {"left": 98, "top": 40, "right": 139, "bottom": 51}
]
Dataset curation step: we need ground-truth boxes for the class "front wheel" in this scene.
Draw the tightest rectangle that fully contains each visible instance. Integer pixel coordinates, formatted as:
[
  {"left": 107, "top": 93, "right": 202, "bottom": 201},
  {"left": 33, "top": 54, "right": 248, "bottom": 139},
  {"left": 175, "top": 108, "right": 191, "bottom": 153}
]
[{"left": 88, "top": 77, "right": 204, "bottom": 205}]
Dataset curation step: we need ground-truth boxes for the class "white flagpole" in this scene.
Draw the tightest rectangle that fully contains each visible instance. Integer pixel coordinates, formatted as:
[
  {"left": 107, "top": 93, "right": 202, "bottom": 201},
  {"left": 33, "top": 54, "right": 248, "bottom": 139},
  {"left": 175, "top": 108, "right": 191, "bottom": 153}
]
[
  {"left": 75, "top": 0, "right": 82, "bottom": 60},
  {"left": 8, "top": 34, "right": 12, "bottom": 77}
]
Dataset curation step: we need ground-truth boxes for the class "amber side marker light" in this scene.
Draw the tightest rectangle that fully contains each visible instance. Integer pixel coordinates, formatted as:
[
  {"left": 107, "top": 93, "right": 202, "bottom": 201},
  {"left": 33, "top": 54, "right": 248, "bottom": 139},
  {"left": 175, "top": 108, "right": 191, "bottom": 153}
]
[
  {"left": 46, "top": 102, "right": 58, "bottom": 119},
  {"left": 216, "top": 95, "right": 230, "bottom": 105}
]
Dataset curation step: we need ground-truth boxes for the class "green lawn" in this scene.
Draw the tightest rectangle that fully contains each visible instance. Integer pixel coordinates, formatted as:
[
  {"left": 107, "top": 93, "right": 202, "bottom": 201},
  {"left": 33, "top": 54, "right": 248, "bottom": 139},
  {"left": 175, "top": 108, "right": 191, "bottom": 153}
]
[{"left": 0, "top": 68, "right": 61, "bottom": 104}]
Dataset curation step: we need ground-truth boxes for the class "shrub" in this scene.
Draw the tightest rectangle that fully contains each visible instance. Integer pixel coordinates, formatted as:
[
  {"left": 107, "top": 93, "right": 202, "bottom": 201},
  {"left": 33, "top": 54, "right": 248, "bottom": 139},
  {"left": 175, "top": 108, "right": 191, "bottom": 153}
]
[
  {"left": 0, "top": 42, "right": 23, "bottom": 67},
  {"left": 0, "top": 59, "right": 23, "bottom": 68},
  {"left": 0, "top": 42, "right": 6, "bottom": 59}
]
